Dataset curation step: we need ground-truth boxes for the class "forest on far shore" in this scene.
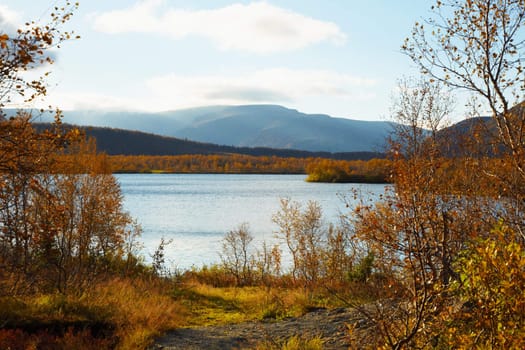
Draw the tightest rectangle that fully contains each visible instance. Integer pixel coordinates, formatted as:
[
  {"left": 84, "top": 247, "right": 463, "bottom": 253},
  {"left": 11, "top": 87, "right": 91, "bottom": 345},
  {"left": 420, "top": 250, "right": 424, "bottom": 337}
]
[{"left": 104, "top": 153, "right": 391, "bottom": 183}]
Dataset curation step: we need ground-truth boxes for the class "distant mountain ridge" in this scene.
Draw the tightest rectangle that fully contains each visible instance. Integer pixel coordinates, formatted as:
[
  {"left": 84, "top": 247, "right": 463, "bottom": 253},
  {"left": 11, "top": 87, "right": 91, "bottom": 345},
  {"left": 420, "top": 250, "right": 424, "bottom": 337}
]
[{"left": 25, "top": 105, "right": 393, "bottom": 153}]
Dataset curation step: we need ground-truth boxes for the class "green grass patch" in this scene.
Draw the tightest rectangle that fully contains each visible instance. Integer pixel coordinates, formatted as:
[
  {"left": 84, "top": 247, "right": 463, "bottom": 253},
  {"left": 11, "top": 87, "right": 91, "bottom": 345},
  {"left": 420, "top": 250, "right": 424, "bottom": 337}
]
[{"left": 173, "top": 282, "right": 349, "bottom": 327}]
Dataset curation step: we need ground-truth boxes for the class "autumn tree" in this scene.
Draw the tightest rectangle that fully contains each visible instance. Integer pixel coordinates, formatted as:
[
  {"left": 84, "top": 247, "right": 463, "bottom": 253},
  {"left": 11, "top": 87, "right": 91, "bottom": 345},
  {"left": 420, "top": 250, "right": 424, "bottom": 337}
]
[
  {"left": 0, "top": 1, "right": 77, "bottom": 294},
  {"left": 323, "top": 223, "right": 356, "bottom": 284},
  {"left": 254, "top": 240, "right": 281, "bottom": 286},
  {"left": 0, "top": 0, "right": 79, "bottom": 176},
  {"left": 272, "top": 199, "right": 323, "bottom": 286},
  {"left": 0, "top": 3, "right": 144, "bottom": 296},
  {"left": 347, "top": 77, "right": 498, "bottom": 348},
  {"left": 346, "top": 1, "right": 525, "bottom": 347},
  {"left": 220, "top": 223, "right": 256, "bottom": 286},
  {"left": 402, "top": 0, "right": 524, "bottom": 132},
  {"left": 402, "top": 2, "right": 525, "bottom": 344},
  {"left": 35, "top": 139, "right": 140, "bottom": 293},
  {"left": 403, "top": 0, "right": 525, "bottom": 236}
]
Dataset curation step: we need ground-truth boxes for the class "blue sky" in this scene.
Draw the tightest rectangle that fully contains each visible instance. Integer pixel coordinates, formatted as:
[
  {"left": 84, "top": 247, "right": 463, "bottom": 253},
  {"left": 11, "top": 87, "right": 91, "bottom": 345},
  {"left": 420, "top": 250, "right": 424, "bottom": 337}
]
[{"left": 1, "top": 1, "right": 444, "bottom": 121}]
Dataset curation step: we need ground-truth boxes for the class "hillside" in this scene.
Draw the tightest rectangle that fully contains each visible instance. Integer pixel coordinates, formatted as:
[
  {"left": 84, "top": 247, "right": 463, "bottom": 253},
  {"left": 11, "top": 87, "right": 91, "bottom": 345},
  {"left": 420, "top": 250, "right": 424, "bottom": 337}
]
[
  {"left": 34, "top": 123, "right": 384, "bottom": 160},
  {"left": 26, "top": 105, "right": 393, "bottom": 153}
]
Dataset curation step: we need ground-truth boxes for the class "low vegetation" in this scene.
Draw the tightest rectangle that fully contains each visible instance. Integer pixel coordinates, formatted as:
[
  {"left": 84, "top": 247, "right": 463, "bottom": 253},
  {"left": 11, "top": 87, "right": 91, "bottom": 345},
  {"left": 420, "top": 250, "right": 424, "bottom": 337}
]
[{"left": 305, "top": 158, "right": 390, "bottom": 183}]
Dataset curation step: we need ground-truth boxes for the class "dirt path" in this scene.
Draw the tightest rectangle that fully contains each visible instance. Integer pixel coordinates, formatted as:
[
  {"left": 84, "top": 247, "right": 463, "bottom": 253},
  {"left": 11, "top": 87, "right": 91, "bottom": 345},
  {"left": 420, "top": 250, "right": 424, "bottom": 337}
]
[{"left": 151, "top": 307, "right": 363, "bottom": 350}]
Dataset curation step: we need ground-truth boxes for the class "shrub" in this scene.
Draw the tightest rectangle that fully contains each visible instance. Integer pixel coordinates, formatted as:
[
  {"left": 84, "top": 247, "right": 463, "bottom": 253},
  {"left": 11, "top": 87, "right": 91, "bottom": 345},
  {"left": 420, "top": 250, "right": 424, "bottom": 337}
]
[{"left": 442, "top": 222, "right": 525, "bottom": 348}]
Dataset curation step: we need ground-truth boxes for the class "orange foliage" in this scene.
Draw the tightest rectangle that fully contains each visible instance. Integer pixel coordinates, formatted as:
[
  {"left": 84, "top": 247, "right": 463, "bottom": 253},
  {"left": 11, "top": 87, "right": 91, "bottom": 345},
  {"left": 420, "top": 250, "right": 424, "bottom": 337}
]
[
  {"left": 0, "top": 2, "right": 79, "bottom": 108},
  {"left": 108, "top": 154, "right": 306, "bottom": 174},
  {"left": 107, "top": 154, "right": 391, "bottom": 184},
  {"left": 305, "top": 158, "right": 391, "bottom": 183}
]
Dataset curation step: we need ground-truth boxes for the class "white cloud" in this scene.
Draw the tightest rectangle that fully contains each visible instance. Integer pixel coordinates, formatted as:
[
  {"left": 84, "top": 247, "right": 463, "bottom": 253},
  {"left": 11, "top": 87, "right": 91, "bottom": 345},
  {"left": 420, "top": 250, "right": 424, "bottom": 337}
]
[
  {"left": 34, "top": 91, "right": 141, "bottom": 112},
  {"left": 91, "top": 1, "right": 346, "bottom": 53},
  {"left": 145, "top": 68, "right": 376, "bottom": 108},
  {"left": 26, "top": 68, "right": 376, "bottom": 116},
  {"left": 0, "top": 5, "right": 20, "bottom": 33}
]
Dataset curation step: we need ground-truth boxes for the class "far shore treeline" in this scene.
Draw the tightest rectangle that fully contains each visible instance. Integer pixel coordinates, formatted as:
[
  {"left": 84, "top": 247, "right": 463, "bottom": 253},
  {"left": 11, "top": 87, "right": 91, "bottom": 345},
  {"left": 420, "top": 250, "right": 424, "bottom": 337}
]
[{"left": 105, "top": 154, "right": 391, "bottom": 183}]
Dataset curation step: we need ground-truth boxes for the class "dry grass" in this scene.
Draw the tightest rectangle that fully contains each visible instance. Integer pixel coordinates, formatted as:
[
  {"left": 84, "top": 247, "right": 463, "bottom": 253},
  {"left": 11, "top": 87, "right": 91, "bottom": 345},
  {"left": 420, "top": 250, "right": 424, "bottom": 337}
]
[
  {"left": 255, "top": 335, "right": 324, "bottom": 350},
  {"left": 0, "top": 271, "right": 367, "bottom": 349},
  {"left": 0, "top": 276, "right": 187, "bottom": 350},
  {"left": 174, "top": 280, "right": 343, "bottom": 327},
  {"left": 84, "top": 277, "right": 187, "bottom": 349}
]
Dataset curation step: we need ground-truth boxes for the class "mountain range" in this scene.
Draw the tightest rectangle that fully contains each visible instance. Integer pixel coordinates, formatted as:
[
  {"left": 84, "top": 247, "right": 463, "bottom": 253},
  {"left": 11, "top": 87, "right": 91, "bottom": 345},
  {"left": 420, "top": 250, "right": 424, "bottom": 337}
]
[{"left": 29, "top": 105, "right": 393, "bottom": 153}]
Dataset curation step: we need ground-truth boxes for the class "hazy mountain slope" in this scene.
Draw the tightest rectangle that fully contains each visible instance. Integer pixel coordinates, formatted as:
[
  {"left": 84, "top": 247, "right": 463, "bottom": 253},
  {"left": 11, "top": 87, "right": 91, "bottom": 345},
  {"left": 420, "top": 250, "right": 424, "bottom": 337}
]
[
  {"left": 12, "top": 105, "right": 394, "bottom": 153},
  {"left": 435, "top": 101, "right": 524, "bottom": 156},
  {"left": 170, "top": 105, "right": 392, "bottom": 152}
]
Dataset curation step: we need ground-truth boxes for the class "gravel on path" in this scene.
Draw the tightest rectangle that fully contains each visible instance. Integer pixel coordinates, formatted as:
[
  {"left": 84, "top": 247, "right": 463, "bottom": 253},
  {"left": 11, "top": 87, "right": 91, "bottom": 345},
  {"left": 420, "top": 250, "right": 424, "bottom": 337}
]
[{"left": 152, "top": 307, "right": 364, "bottom": 350}]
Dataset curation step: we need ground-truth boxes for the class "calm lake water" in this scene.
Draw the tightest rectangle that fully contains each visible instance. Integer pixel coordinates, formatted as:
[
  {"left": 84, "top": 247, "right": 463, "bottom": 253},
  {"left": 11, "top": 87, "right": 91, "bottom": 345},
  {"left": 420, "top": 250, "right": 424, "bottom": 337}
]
[{"left": 117, "top": 174, "right": 387, "bottom": 270}]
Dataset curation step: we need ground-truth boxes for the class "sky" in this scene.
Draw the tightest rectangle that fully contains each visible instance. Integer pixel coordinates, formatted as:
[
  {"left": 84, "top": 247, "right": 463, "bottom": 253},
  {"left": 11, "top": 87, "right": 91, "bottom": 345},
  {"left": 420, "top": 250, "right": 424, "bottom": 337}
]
[{"left": 0, "top": 0, "right": 448, "bottom": 121}]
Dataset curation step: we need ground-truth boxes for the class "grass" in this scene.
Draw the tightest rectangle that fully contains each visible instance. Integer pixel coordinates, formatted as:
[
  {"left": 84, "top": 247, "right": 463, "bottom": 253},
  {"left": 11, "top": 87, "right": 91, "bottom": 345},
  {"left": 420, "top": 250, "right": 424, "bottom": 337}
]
[
  {"left": 0, "top": 277, "right": 187, "bottom": 350},
  {"left": 87, "top": 277, "right": 187, "bottom": 349},
  {"left": 173, "top": 279, "right": 347, "bottom": 327},
  {"left": 255, "top": 335, "right": 324, "bottom": 350},
  {"left": 0, "top": 294, "right": 117, "bottom": 349},
  {"left": 0, "top": 269, "right": 366, "bottom": 349}
]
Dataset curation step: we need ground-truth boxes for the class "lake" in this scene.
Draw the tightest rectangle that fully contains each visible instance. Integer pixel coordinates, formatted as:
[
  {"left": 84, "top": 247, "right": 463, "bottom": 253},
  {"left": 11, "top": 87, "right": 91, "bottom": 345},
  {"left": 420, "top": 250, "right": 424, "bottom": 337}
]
[{"left": 117, "top": 174, "right": 387, "bottom": 270}]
